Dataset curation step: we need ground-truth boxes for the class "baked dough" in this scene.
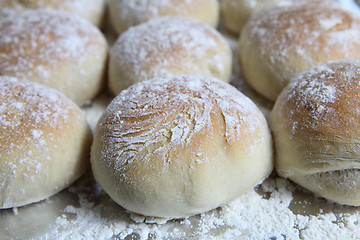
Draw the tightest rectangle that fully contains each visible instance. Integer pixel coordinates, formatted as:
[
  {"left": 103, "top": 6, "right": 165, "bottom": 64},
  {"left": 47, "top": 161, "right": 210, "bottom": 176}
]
[
  {"left": 0, "top": 76, "right": 92, "bottom": 209},
  {"left": 91, "top": 75, "right": 273, "bottom": 219},
  {"left": 238, "top": 3, "right": 360, "bottom": 101},
  {"left": 220, "top": 0, "right": 332, "bottom": 35},
  {"left": 0, "top": 9, "right": 108, "bottom": 106},
  {"left": 0, "top": 0, "right": 105, "bottom": 27},
  {"left": 270, "top": 59, "right": 360, "bottom": 206},
  {"left": 108, "top": 0, "right": 219, "bottom": 34},
  {"left": 109, "top": 16, "right": 232, "bottom": 95}
]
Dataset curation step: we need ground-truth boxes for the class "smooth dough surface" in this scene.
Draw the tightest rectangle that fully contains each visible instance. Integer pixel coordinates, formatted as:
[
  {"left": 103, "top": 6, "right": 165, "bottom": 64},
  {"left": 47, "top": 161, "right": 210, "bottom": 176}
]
[
  {"left": 270, "top": 59, "right": 360, "bottom": 206},
  {"left": 109, "top": 16, "right": 232, "bottom": 95},
  {"left": 0, "top": 76, "right": 92, "bottom": 209},
  {"left": 0, "top": 9, "right": 108, "bottom": 106},
  {"left": 0, "top": 0, "right": 105, "bottom": 27},
  {"left": 238, "top": 3, "right": 360, "bottom": 101},
  {"left": 220, "top": 0, "right": 332, "bottom": 35},
  {"left": 91, "top": 75, "right": 273, "bottom": 219},
  {"left": 108, "top": 0, "right": 219, "bottom": 34}
]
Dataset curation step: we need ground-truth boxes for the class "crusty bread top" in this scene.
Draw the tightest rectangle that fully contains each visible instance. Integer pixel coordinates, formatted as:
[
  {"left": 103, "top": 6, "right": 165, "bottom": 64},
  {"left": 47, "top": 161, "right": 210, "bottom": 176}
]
[
  {"left": 109, "top": 0, "right": 219, "bottom": 33},
  {"left": 240, "top": 3, "right": 360, "bottom": 97},
  {"left": 109, "top": 16, "right": 231, "bottom": 93},
  {"left": 0, "top": 75, "right": 85, "bottom": 156},
  {"left": 0, "top": 9, "right": 105, "bottom": 79},
  {"left": 0, "top": 0, "right": 105, "bottom": 26},
  {"left": 97, "top": 75, "right": 268, "bottom": 181},
  {"left": 271, "top": 59, "right": 360, "bottom": 174}
]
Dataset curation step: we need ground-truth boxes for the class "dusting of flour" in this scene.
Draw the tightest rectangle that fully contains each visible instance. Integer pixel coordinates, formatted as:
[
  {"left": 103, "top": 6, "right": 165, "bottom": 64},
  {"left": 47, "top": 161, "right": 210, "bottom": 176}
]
[{"left": 39, "top": 173, "right": 360, "bottom": 240}]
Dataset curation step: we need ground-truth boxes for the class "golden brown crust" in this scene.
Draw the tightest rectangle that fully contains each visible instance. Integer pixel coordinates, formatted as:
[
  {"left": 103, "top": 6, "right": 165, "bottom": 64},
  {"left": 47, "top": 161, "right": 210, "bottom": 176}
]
[
  {"left": 108, "top": 0, "right": 219, "bottom": 34},
  {"left": 220, "top": 0, "right": 332, "bottom": 35},
  {"left": 270, "top": 59, "right": 360, "bottom": 205},
  {"left": 0, "top": 0, "right": 105, "bottom": 27},
  {"left": 0, "top": 9, "right": 108, "bottom": 105},
  {"left": 239, "top": 3, "right": 360, "bottom": 101},
  {"left": 91, "top": 75, "right": 272, "bottom": 218},
  {"left": 0, "top": 76, "right": 92, "bottom": 208},
  {"left": 109, "top": 16, "right": 231, "bottom": 95}
]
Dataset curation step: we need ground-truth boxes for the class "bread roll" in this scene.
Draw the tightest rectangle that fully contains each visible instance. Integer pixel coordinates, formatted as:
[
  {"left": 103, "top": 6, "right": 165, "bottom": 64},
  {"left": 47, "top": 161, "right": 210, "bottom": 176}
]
[
  {"left": 0, "top": 0, "right": 105, "bottom": 27},
  {"left": 109, "top": 16, "right": 232, "bottom": 95},
  {"left": 270, "top": 59, "right": 360, "bottom": 206},
  {"left": 0, "top": 9, "right": 108, "bottom": 106},
  {"left": 108, "top": 0, "right": 219, "bottom": 34},
  {"left": 238, "top": 3, "right": 360, "bottom": 101},
  {"left": 91, "top": 75, "right": 273, "bottom": 219},
  {"left": 220, "top": 0, "right": 332, "bottom": 35},
  {"left": 0, "top": 76, "right": 92, "bottom": 209}
]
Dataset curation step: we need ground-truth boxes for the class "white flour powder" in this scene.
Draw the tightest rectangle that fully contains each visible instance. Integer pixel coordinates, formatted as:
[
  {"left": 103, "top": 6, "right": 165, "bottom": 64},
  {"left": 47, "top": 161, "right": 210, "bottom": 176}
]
[
  {"left": 3, "top": 1, "right": 360, "bottom": 239},
  {"left": 39, "top": 173, "right": 360, "bottom": 240}
]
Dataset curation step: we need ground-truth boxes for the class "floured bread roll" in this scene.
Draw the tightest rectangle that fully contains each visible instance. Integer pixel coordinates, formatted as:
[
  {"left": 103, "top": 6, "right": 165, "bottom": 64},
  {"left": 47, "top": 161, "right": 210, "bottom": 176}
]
[
  {"left": 0, "top": 9, "right": 108, "bottom": 106},
  {"left": 0, "top": 0, "right": 105, "bottom": 27},
  {"left": 91, "top": 75, "right": 273, "bottom": 219},
  {"left": 108, "top": 0, "right": 219, "bottom": 34},
  {"left": 238, "top": 3, "right": 360, "bottom": 101},
  {"left": 270, "top": 59, "right": 360, "bottom": 206},
  {"left": 220, "top": 0, "right": 332, "bottom": 35},
  {"left": 0, "top": 76, "right": 92, "bottom": 209},
  {"left": 109, "top": 16, "right": 232, "bottom": 95}
]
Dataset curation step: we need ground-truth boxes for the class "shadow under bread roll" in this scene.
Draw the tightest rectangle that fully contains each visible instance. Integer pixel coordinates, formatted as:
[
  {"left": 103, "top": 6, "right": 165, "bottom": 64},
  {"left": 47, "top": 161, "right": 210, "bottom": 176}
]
[{"left": 270, "top": 59, "right": 360, "bottom": 205}]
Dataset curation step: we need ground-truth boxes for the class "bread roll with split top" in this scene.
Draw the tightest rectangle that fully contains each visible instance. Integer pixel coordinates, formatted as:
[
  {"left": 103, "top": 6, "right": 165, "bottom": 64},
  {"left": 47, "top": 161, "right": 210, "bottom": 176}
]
[
  {"left": 91, "top": 75, "right": 273, "bottom": 219},
  {"left": 238, "top": 3, "right": 360, "bottom": 101},
  {"left": 0, "top": 9, "right": 108, "bottom": 106},
  {"left": 270, "top": 59, "right": 360, "bottom": 206},
  {"left": 108, "top": 0, "right": 219, "bottom": 34},
  {"left": 108, "top": 16, "right": 232, "bottom": 95},
  {"left": 0, "top": 76, "right": 92, "bottom": 209}
]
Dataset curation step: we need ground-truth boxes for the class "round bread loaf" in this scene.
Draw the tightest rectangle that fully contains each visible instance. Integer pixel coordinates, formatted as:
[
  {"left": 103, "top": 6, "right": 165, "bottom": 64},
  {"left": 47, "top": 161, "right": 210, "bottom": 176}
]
[
  {"left": 108, "top": 0, "right": 219, "bottom": 34},
  {"left": 0, "top": 9, "right": 108, "bottom": 106},
  {"left": 220, "top": 0, "right": 332, "bottom": 35},
  {"left": 91, "top": 75, "right": 273, "bottom": 219},
  {"left": 108, "top": 16, "right": 232, "bottom": 95},
  {"left": 0, "top": 76, "right": 92, "bottom": 209},
  {"left": 238, "top": 3, "right": 360, "bottom": 101},
  {"left": 0, "top": 0, "right": 105, "bottom": 27},
  {"left": 270, "top": 59, "right": 360, "bottom": 206}
]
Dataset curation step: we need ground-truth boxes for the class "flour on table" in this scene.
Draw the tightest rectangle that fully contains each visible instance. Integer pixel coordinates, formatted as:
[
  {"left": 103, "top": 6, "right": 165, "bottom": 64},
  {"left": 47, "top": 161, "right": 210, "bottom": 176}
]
[{"left": 39, "top": 173, "right": 360, "bottom": 240}]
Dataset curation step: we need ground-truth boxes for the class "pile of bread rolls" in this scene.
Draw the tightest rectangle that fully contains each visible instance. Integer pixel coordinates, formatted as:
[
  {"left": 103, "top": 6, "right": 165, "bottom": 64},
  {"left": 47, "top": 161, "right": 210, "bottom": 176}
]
[{"left": 1, "top": 0, "right": 360, "bottom": 223}]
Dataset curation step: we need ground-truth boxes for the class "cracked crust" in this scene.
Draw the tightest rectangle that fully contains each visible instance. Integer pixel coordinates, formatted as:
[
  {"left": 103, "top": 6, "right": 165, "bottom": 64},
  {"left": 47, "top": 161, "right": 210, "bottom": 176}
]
[{"left": 91, "top": 75, "right": 273, "bottom": 219}]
